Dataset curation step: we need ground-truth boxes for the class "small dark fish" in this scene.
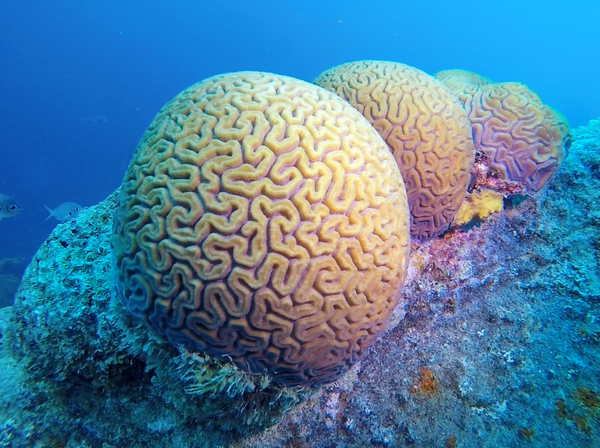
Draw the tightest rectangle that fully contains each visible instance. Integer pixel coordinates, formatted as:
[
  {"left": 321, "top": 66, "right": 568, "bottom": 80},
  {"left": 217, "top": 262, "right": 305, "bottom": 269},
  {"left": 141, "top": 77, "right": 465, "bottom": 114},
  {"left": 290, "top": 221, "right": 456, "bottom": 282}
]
[
  {"left": 0, "top": 193, "right": 22, "bottom": 221},
  {"left": 44, "top": 202, "right": 82, "bottom": 222},
  {"left": 80, "top": 115, "right": 108, "bottom": 123}
]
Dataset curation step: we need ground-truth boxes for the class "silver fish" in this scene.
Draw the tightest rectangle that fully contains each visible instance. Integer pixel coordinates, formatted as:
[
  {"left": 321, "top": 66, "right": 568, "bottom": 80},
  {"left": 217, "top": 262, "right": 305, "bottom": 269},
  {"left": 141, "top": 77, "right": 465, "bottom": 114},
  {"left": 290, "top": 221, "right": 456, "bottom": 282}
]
[
  {"left": 44, "top": 202, "right": 82, "bottom": 222},
  {"left": 0, "top": 193, "right": 22, "bottom": 221}
]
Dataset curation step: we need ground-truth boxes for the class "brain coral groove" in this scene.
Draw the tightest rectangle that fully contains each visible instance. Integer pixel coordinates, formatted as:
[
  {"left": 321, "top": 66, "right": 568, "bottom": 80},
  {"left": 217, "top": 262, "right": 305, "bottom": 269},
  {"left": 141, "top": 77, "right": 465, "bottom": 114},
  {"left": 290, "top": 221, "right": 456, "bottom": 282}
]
[
  {"left": 113, "top": 72, "right": 411, "bottom": 387},
  {"left": 314, "top": 61, "right": 475, "bottom": 241}
]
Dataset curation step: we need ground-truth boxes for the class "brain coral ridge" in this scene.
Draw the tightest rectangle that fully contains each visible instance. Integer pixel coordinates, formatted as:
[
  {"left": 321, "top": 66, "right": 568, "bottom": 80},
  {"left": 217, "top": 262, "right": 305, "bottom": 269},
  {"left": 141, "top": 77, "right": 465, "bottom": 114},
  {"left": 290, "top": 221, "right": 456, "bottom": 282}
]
[
  {"left": 314, "top": 60, "right": 475, "bottom": 241},
  {"left": 435, "top": 69, "right": 570, "bottom": 192},
  {"left": 112, "top": 71, "right": 411, "bottom": 387}
]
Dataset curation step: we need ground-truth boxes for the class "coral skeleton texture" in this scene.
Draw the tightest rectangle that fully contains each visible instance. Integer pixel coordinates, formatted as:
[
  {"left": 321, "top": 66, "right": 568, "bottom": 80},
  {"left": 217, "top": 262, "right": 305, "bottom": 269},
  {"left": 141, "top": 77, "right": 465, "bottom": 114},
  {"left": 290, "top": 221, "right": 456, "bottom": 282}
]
[
  {"left": 315, "top": 61, "right": 475, "bottom": 240},
  {"left": 113, "top": 72, "right": 411, "bottom": 387}
]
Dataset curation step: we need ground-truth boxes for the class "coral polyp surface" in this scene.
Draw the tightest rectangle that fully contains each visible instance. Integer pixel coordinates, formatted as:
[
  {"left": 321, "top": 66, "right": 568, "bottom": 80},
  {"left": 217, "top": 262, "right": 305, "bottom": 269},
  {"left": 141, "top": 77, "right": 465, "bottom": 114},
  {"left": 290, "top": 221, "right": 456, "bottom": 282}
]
[
  {"left": 435, "top": 69, "right": 570, "bottom": 192},
  {"left": 314, "top": 60, "right": 475, "bottom": 241},
  {"left": 435, "top": 69, "right": 492, "bottom": 93},
  {"left": 112, "top": 72, "right": 411, "bottom": 387}
]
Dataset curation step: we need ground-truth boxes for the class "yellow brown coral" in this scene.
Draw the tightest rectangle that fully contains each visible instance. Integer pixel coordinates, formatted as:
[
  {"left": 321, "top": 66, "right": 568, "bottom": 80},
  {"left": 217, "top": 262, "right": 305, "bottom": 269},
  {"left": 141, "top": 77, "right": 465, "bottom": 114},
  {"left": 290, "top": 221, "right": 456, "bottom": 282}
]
[
  {"left": 435, "top": 69, "right": 570, "bottom": 192},
  {"left": 112, "top": 72, "right": 411, "bottom": 387},
  {"left": 314, "top": 60, "right": 475, "bottom": 241}
]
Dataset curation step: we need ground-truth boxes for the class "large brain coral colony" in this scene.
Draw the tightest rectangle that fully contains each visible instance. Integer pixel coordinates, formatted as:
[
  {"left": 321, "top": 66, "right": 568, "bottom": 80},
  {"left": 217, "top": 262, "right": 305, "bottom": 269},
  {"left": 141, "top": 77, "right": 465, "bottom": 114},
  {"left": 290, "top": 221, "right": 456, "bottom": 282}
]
[
  {"left": 314, "top": 61, "right": 475, "bottom": 241},
  {"left": 112, "top": 72, "right": 411, "bottom": 387}
]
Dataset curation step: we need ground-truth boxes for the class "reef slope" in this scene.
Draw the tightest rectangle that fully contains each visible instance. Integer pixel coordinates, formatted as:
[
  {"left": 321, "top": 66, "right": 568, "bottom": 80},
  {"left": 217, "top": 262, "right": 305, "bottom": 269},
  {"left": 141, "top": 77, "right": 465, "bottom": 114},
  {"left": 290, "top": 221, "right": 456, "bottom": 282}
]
[
  {"left": 0, "top": 119, "right": 599, "bottom": 447},
  {"left": 236, "top": 118, "right": 600, "bottom": 447}
]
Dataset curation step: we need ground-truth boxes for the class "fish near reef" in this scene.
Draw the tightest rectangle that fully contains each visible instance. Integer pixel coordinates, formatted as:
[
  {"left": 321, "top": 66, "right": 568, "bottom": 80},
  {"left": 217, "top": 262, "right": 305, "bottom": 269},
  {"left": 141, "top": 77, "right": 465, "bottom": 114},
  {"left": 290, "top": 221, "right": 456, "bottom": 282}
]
[
  {"left": 0, "top": 193, "right": 22, "bottom": 221},
  {"left": 44, "top": 202, "right": 82, "bottom": 222}
]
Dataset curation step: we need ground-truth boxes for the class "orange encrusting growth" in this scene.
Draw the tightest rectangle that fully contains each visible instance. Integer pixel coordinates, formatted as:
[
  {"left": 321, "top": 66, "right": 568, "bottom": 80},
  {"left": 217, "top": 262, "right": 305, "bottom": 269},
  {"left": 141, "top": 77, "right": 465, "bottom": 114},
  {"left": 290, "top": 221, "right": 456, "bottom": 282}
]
[{"left": 452, "top": 188, "right": 505, "bottom": 226}]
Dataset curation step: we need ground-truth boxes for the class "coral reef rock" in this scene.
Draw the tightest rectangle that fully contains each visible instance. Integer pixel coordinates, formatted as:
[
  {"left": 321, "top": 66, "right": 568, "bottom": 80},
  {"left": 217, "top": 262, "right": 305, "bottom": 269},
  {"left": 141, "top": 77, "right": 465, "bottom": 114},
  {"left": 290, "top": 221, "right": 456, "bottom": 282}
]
[
  {"left": 0, "top": 257, "right": 25, "bottom": 308},
  {"left": 2, "top": 192, "right": 311, "bottom": 448},
  {"left": 234, "top": 118, "right": 600, "bottom": 447}
]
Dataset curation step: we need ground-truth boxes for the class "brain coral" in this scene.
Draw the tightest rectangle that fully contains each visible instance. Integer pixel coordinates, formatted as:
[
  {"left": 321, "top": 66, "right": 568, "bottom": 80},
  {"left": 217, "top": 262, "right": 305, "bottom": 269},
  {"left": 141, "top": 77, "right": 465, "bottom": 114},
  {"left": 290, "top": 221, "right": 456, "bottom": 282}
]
[
  {"left": 435, "top": 69, "right": 492, "bottom": 93},
  {"left": 435, "top": 69, "right": 570, "bottom": 191},
  {"left": 112, "top": 72, "right": 411, "bottom": 387},
  {"left": 314, "top": 60, "right": 475, "bottom": 241}
]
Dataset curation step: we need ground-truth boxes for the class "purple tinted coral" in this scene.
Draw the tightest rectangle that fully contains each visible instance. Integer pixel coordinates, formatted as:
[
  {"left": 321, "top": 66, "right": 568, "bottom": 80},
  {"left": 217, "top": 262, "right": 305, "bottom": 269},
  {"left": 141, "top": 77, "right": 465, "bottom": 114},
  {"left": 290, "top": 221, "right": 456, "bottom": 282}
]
[{"left": 436, "top": 69, "right": 570, "bottom": 192}]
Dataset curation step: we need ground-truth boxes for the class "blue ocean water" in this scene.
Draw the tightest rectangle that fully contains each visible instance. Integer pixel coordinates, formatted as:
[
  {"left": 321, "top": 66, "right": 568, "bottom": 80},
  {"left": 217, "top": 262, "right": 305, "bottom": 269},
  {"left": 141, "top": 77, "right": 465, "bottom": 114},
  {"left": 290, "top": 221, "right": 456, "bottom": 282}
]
[{"left": 1, "top": 0, "right": 599, "bottom": 269}]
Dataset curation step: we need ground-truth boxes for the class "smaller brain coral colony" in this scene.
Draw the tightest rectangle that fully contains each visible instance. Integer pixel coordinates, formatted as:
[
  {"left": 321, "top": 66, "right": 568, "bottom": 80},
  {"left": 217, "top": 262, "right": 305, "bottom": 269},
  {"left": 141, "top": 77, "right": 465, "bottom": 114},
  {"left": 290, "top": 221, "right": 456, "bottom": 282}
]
[
  {"left": 314, "top": 61, "right": 475, "bottom": 241},
  {"left": 435, "top": 69, "right": 571, "bottom": 196},
  {"left": 112, "top": 72, "right": 411, "bottom": 387}
]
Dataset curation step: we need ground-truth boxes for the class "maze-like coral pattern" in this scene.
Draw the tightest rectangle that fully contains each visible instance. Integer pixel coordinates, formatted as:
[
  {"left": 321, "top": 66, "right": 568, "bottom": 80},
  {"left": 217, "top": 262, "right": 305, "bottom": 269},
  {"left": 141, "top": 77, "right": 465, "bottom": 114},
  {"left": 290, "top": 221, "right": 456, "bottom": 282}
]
[
  {"left": 435, "top": 69, "right": 492, "bottom": 93},
  {"left": 436, "top": 69, "right": 570, "bottom": 191},
  {"left": 314, "top": 61, "right": 474, "bottom": 241},
  {"left": 112, "top": 72, "right": 411, "bottom": 387}
]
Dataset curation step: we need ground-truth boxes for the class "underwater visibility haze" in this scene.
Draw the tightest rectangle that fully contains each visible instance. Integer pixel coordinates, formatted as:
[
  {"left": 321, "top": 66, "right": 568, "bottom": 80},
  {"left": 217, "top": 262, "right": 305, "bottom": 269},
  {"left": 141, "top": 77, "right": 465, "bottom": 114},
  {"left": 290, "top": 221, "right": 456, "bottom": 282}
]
[
  {"left": 0, "top": 0, "right": 599, "bottom": 261},
  {"left": 1, "top": 1, "right": 600, "bottom": 447}
]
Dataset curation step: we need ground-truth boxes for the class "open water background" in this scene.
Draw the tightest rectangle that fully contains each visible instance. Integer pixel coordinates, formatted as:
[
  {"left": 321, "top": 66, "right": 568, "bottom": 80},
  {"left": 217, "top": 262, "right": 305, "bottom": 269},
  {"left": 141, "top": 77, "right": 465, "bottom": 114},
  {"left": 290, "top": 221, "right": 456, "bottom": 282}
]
[{"left": 1, "top": 0, "right": 599, "bottom": 263}]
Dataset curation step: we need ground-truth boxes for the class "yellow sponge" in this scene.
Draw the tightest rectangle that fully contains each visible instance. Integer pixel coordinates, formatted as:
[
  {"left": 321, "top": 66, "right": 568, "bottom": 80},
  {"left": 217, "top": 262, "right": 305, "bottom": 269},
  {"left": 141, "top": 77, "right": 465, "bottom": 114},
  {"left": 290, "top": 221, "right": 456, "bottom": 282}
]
[{"left": 453, "top": 189, "right": 504, "bottom": 226}]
